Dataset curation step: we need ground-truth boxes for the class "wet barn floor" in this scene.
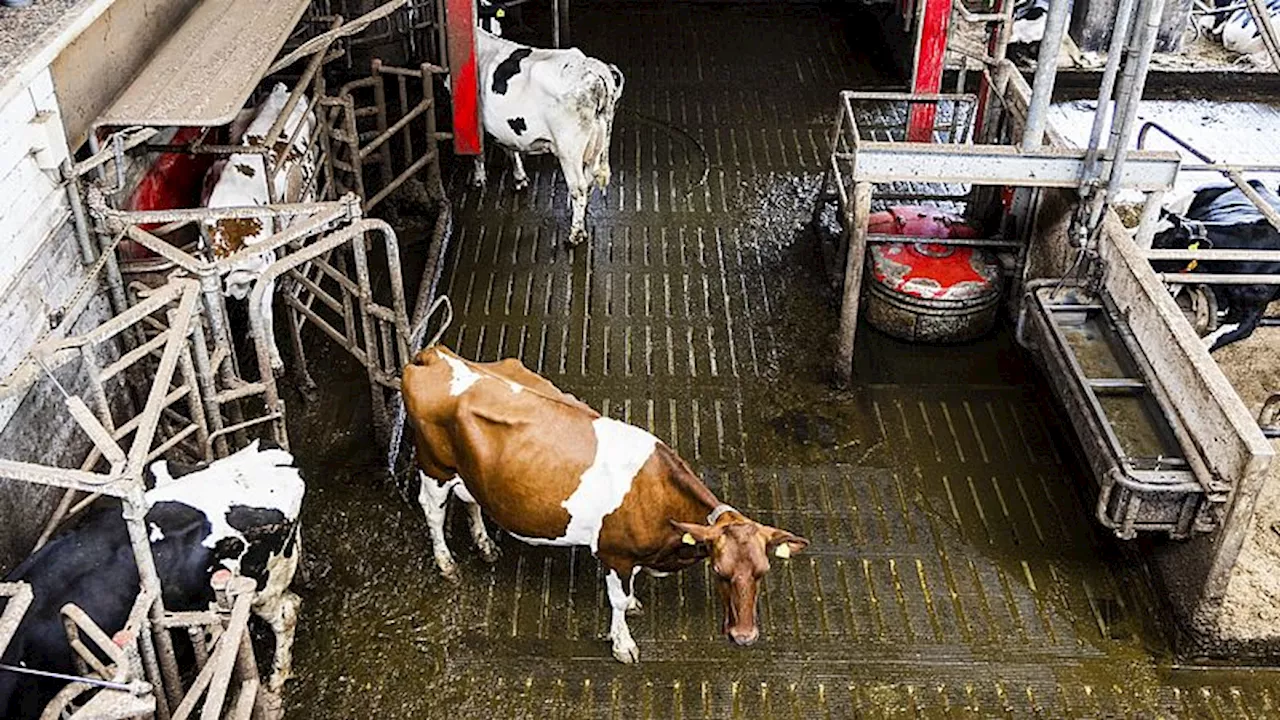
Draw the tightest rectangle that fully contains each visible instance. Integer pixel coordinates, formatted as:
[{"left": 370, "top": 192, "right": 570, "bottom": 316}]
[{"left": 285, "top": 3, "right": 1280, "bottom": 717}]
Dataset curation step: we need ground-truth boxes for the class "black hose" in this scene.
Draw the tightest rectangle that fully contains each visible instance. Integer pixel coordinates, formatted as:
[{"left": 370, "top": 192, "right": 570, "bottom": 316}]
[{"left": 618, "top": 106, "right": 710, "bottom": 198}]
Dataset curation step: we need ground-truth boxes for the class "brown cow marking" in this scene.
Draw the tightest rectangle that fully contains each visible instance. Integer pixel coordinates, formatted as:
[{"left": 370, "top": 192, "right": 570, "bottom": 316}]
[
  {"left": 235, "top": 163, "right": 256, "bottom": 178},
  {"left": 211, "top": 216, "right": 265, "bottom": 257}
]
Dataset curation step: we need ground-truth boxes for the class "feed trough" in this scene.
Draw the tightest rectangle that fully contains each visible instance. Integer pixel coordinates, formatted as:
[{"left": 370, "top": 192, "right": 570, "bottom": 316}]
[{"left": 1019, "top": 283, "right": 1225, "bottom": 539}]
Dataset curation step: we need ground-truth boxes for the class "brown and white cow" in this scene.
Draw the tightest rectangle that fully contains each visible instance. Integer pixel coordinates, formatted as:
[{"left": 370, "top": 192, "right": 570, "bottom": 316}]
[
  {"left": 202, "top": 82, "right": 317, "bottom": 373},
  {"left": 401, "top": 346, "right": 808, "bottom": 662},
  {"left": 472, "top": 23, "right": 624, "bottom": 245}
]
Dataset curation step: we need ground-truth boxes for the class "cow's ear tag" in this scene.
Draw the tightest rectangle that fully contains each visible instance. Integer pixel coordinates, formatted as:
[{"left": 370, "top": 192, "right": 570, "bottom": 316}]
[
  {"left": 775, "top": 544, "right": 791, "bottom": 559},
  {"left": 682, "top": 532, "right": 697, "bottom": 545},
  {"left": 496, "top": 8, "right": 505, "bottom": 16}
]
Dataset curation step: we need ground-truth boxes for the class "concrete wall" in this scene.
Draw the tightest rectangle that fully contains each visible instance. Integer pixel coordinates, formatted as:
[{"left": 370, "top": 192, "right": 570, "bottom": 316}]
[{"left": 0, "top": 68, "right": 114, "bottom": 572}]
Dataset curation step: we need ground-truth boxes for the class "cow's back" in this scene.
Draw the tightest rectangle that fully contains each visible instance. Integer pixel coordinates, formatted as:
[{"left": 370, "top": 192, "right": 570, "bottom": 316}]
[{"left": 0, "top": 501, "right": 215, "bottom": 719}]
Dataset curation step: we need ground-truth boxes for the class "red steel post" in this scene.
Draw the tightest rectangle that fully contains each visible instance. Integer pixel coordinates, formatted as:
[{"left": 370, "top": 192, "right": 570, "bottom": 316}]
[
  {"left": 907, "top": 0, "right": 953, "bottom": 142},
  {"left": 447, "top": 0, "right": 483, "bottom": 155}
]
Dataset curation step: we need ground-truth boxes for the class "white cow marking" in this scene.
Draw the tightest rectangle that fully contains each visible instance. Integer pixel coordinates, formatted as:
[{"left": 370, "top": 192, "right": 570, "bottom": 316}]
[
  {"left": 147, "top": 440, "right": 305, "bottom": 574},
  {"left": 1204, "top": 322, "right": 1240, "bottom": 349},
  {"left": 508, "top": 417, "right": 656, "bottom": 554},
  {"left": 442, "top": 353, "right": 482, "bottom": 396},
  {"left": 149, "top": 523, "right": 164, "bottom": 542}
]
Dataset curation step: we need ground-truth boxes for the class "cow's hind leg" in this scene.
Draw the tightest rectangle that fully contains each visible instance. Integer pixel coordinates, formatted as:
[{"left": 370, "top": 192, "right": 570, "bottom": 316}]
[
  {"left": 418, "top": 472, "right": 462, "bottom": 582},
  {"left": 509, "top": 151, "right": 530, "bottom": 191},
  {"left": 555, "top": 143, "right": 592, "bottom": 246},
  {"left": 262, "top": 590, "right": 301, "bottom": 691},
  {"left": 259, "top": 276, "right": 285, "bottom": 375},
  {"left": 452, "top": 482, "right": 499, "bottom": 562},
  {"left": 1208, "top": 301, "right": 1266, "bottom": 351},
  {"left": 603, "top": 561, "right": 640, "bottom": 663},
  {"left": 472, "top": 156, "right": 487, "bottom": 188}
]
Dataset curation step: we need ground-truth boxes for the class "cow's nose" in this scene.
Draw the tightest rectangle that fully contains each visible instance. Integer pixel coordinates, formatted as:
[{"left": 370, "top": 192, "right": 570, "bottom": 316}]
[{"left": 728, "top": 627, "right": 758, "bottom": 646}]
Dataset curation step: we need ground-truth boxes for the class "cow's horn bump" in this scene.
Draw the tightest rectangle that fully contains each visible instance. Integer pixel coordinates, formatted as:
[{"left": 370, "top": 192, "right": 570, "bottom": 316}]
[
  {"left": 682, "top": 532, "right": 697, "bottom": 545},
  {"left": 775, "top": 544, "right": 791, "bottom": 559}
]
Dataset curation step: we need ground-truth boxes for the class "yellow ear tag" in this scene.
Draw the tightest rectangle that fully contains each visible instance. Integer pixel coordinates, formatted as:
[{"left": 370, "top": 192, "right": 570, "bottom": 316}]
[
  {"left": 775, "top": 544, "right": 791, "bottom": 559},
  {"left": 496, "top": 8, "right": 505, "bottom": 16},
  {"left": 682, "top": 532, "right": 697, "bottom": 545}
]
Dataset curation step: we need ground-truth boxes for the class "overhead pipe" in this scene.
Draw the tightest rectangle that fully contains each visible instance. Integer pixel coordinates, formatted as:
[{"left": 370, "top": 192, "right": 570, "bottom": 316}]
[
  {"left": 1099, "top": 0, "right": 1168, "bottom": 212},
  {"left": 1081, "top": 0, "right": 1139, "bottom": 181},
  {"left": 1020, "top": 0, "right": 1074, "bottom": 150}
]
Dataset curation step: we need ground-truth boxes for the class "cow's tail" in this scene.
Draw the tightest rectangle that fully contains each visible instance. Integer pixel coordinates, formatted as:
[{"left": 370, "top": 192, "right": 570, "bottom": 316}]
[{"left": 387, "top": 295, "right": 453, "bottom": 496}]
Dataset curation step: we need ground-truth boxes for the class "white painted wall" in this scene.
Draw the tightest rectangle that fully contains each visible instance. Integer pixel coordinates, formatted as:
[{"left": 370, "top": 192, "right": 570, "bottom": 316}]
[{"left": 0, "top": 66, "right": 86, "bottom": 433}]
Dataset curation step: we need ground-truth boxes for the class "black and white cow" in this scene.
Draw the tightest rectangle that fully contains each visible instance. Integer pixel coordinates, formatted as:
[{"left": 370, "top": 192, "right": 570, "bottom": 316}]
[
  {"left": 1203, "top": 0, "right": 1280, "bottom": 65},
  {"left": 1010, "top": 0, "right": 1052, "bottom": 45},
  {"left": 202, "top": 83, "right": 318, "bottom": 374},
  {"left": 1152, "top": 180, "right": 1280, "bottom": 351},
  {"left": 471, "top": 15, "right": 624, "bottom": 245},
  {"left": 0, "top": 440, "right": 305, "bottom": 719}
]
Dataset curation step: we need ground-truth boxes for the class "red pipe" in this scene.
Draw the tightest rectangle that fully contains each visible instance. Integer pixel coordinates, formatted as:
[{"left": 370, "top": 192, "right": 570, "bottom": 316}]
[{"left": 907, "top": 0, "right": 953, "bottom": 142}]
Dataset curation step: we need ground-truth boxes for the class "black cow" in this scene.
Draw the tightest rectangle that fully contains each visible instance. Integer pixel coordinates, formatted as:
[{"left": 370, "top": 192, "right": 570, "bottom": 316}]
[
  {"left": 1152, "top": 180, "right": 1280, "bottom": 351},
  {"left": 0, "top": 440, "right": 304, "bottom": 719}
]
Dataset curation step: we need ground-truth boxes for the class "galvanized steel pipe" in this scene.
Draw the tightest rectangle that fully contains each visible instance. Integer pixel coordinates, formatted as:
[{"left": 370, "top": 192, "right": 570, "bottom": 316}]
[{"left": 1021, "top": 0, "right": 1073, "bottom": 150}]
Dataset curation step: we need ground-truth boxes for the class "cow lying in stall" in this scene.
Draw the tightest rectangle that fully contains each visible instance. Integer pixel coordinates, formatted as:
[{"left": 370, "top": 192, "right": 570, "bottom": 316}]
[
  {"left": 401, "top": 346, "right": 808, "bottom": 663},
  {"left": 1152, "top": 180, "right": 1280, "bottom": 350},
  {"left": 202, "top": 83, "right": 317, "bottom": 374},
  {"left": 0, "top": 441, "right": 305, "bottom": 719},
  {"left": 1201, "top": 0, "right": 1280, "bottom": 67},
  {"left": 472, "top": 7, "right": 624, "bottom": 245}
]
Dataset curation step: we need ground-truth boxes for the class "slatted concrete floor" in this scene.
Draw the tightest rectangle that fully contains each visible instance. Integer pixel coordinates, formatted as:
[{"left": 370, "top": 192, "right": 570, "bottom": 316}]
[{"left": 285, "top": 3, "right": 1280, "bottom": 718}]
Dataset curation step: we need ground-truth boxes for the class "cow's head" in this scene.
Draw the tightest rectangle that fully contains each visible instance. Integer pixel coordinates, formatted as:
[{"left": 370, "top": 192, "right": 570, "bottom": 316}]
[
  {"left": 671, "top": 512, "right": 808, "bottom": 646},
  {"left": 477, "top": 0, "right": 504, "bottom": 36}
]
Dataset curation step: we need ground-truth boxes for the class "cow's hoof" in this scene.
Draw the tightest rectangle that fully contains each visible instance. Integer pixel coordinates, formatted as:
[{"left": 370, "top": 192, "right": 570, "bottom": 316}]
[
  {"left": 471, "top": 174, "right": 487, "bottom": 189},
  {"left": 513, "top": 176, "right": 530, "bottom": 191},
  {"left": 567, "top": 229, "right": 588, "bottom": 246},
  {"left": 477, "top": 539, "right": 501, "bottom": 563},
  {"left": 612, "top": 640, "right": 640, "bottom": 664},
  {"left": 626, "top": 597, "right": 643, "bottom": 617},
  {"left": 436, "top": 557, "right": 461, "bottom": 584}
]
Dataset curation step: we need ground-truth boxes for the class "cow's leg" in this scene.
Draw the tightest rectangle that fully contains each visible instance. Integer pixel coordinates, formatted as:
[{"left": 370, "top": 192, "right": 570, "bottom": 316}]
[
  {"left": 472, "top": 156, "right": 487, "bottom": 188},
  {"left": 262, "top": 590, "right": 301, "bottom": 691},
  {"left": 509, "top": 151, "right": 530, "bottom": 191},
  {"left": 1208, "top": 301, "right": 1266, "bottom": 351},
  {"left": 452, "top": 481, "right": 499, "bottom": 562},
  {"left": 259, "top": 276, "right": 285, "bottom": 375},
  {"left": 604, "top": 566, "right": 640, "bottom": 663},
  {"left": 554, "top": 144, "right": 592, "bottom": 246},
  {"left": 418, "top": 472, "right": 462, "bottom": 582},
  {"left": 284, "top": 299, "right": 317, "bottom": 397}
]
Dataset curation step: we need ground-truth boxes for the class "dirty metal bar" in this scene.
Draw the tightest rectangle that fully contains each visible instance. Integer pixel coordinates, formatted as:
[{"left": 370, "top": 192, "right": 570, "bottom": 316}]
[
  {"left": 1103, "top": 0, "right": 1167, "bottom": 209},
  {"left": 199, "top": 578, "right": 256, "bottom": 720},
  {"left": 176, "top": 343, "right": 212, "bottom": 462},
  {"left": 282, "top": 292, "right": 358, "bottom": 354},
  {"left": 0, "top": 460, "right": 126, "bottom": 496},
  {"left": 214, "top": 382, "right": 269, "bottom": 406},
  {"left": 159, "top": 611, "right": 224, "bottom": 629},
  {"left": 1021, "top": 0, "right": 1072, "bottom": 149},
  {"left": 101, "top": 330, "right": 171, "bottom": 382},
  {"left": 845, "top": 143, "right": 1180, "bottom": 190},
  {"left": 71, "top": 128, "right": 159, "bottom": 178},
  {"left": 1157, "top": 273, "right": 1280, "bottom": 285},
  {"left": 104, "top": 200, "right": 346, "bottom": 228},
  {"left": 359, "top": 101, "right": 428, "bottom": 161},
  {"left": 65, "top": 397, "right": 127, "bottom": 470},
  {"left": 204, "top": 414, "right": 284, "bottom": 452},
  {"left": 866, "top": 233, "right": 1021, "bottom": 249},
  {"left": 836, "top": 182, "right": 874, "bottom": 388},
  {"left": 1147, "top": 248, "right": 1280, "bottom": 262},
  {"left": 365, "top": 149, "right": 437, "bottom": 210},
  {"left": 1082, "top": 0, "right": 1138, "bottom": 184},
  {"left": 0, "top": 583, "right": 33, "bottom": 657},
  {"left": 146, "top": 424, "right": 200, "bottom": 464}
]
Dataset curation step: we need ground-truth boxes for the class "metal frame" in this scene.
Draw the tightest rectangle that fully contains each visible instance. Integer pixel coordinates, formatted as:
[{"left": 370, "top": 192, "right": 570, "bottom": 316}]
[
  {"left": 328, "top": 58, "right": 449, "bottom": 211},
  {"left": 816, "top": 88, "right": 1182, "bottom": 386}
]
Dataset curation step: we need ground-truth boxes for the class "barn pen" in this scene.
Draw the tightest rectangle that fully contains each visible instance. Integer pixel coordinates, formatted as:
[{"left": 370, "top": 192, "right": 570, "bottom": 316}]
[{"left": 6, "top": 0, "right": 1280, "bottom": 717}]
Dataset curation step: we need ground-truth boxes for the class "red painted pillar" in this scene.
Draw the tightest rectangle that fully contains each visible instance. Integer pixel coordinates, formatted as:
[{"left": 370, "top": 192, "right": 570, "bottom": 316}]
[
  {"left": 447, "top": 0, "right": 483, "bottom": 155},
  {"left": 907, "top": 0, "right": 952, "bottom": 142}
]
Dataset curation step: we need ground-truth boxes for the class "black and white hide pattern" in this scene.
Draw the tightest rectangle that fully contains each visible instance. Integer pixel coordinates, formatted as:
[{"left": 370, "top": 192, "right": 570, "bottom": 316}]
[
  {"left": 1152, "top": 180, "right": 1280, "bottom": 351},
  {"left": 0, "top": 440, "right": 305, "bottom": 720},
  {"left": 471, "top": 25, "right": 625, "bottom": 246}
]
